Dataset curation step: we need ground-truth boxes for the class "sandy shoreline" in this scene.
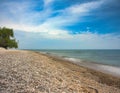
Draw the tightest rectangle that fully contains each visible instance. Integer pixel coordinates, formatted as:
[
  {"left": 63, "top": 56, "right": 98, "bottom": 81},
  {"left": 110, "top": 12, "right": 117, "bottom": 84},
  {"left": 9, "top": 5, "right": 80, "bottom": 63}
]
[{"left": 0, "top": 49, "right": 120, "bottom": 93}]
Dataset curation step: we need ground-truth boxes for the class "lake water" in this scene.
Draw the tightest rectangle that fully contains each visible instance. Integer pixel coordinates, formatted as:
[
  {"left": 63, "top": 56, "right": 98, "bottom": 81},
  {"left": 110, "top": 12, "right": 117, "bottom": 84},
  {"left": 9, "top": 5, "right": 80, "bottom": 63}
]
[{"left": 32, "top": 49, "right": 120, "bottom": 67}]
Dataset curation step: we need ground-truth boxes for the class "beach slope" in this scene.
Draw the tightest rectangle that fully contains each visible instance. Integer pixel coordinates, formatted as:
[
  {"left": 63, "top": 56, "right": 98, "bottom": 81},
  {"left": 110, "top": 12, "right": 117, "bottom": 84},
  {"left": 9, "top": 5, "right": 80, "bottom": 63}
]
[{"left": 0, "top": 50, "right": 120, "bottom": 93}]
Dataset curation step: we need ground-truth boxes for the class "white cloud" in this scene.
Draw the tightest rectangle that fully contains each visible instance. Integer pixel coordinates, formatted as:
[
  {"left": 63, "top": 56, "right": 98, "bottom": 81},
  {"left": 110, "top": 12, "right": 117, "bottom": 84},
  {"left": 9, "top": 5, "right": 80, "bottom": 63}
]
[
  {"left": 64, "top": 0, "right": 103, "bottom": 15},
  {"left": 0, "top": 0, "right": 102, "bottom": 32},
  {"left": 44, "top": 0, "right": 54, "bottom": 8},
  {"left": 0, "top": 0, "right": 53, "bottom": 26},
  {"left": 35, "top": 0, "right": 104, "bottom": 28},
  {"left": 0, "top": 0, "right": 104, "bottom": 33}
]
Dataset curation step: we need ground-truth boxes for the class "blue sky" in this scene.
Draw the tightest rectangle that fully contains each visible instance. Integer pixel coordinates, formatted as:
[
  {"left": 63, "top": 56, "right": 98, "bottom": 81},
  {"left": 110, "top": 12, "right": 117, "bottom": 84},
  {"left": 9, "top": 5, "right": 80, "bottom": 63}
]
[{"left": 0, "top": 0, "right": 120, "bottom": 49}]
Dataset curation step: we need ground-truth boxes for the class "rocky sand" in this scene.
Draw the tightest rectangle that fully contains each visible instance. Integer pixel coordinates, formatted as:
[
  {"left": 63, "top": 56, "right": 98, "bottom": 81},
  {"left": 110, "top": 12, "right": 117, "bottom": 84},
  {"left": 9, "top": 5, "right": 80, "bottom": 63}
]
[{"left": 0, "top": 49, "right": 120, "bottom": 93}]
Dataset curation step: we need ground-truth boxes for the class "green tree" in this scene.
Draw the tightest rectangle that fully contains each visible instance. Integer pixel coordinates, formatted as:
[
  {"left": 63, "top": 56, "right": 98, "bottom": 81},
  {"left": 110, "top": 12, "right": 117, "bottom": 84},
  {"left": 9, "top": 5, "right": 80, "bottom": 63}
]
[{"left": 0, "top": 27, "right": 18, "bottom": 49}]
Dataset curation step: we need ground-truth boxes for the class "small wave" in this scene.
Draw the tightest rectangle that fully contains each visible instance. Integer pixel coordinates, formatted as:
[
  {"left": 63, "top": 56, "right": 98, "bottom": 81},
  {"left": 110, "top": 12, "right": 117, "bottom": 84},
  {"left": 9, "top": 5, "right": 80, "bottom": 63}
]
[
  {"left": 62, "top": 57, "right": 120, "bottom": 77},
  {"left": 96, "top": 65, "right": 120, "bottom": 77},
  {"left": 64, "top": 57, "right": 82, "bottom": 63}
]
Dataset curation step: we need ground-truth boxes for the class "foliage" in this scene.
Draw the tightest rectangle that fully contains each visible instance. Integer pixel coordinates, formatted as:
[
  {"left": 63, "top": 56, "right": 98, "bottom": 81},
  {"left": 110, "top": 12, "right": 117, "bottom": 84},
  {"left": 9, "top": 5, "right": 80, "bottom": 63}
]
[{"left": 0, "top": 27, "right": 18, "bottom": 49}]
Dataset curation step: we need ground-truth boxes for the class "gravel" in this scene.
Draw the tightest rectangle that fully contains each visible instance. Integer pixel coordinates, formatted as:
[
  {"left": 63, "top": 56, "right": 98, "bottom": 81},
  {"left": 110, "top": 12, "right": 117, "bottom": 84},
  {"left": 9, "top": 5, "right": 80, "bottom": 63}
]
[{"left": 0, "top": 50, "right": 120, "bottom": 93}]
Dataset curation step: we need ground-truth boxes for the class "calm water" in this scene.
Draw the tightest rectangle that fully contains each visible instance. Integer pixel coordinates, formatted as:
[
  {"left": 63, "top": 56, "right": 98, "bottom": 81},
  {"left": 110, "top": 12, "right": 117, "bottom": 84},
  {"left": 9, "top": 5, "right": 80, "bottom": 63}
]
[{"left": 31, "top": 49, "right": 120, "bottom": 67}]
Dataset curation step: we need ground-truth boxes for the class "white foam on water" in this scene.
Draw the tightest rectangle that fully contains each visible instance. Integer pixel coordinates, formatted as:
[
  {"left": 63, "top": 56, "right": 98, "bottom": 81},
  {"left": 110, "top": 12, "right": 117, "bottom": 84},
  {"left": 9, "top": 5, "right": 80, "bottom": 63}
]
[
  {"left": 96, "top": 65, "right": 120, "bottom": 77},
  {"left": 64, "top": 57, "right": 78, "bottom": 62},
  {"left": 64, "top": 57, "right": 120, "bottom": 77}
]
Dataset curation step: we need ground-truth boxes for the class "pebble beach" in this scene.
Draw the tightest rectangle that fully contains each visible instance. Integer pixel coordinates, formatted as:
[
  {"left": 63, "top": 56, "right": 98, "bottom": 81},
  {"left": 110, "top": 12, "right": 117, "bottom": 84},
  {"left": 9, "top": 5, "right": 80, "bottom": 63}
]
[{"left": 0, "top": 48, "right": 120, "bottom": 93}]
